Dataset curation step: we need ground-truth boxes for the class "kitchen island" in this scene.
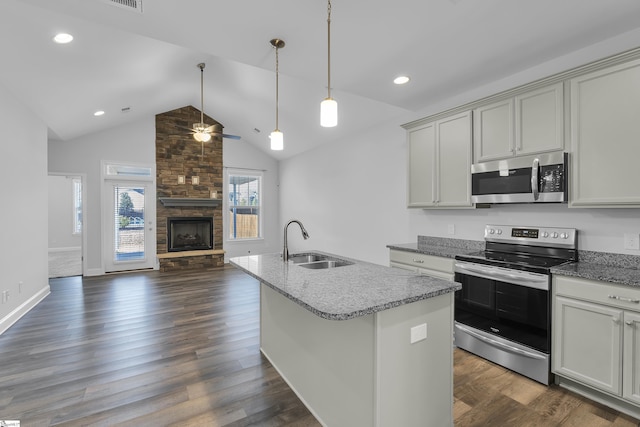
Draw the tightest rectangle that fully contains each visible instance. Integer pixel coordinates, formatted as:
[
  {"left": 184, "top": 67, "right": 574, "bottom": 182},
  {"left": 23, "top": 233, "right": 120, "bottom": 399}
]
[{"left": 230, "top": 251, "right": 460, "bottom": 427}]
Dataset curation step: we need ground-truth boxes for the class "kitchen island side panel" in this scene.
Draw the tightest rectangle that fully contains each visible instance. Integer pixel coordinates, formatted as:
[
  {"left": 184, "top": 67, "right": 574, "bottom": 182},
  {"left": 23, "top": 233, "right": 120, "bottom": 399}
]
[
  {"left": 376, "top": 292, "right": 454, "bottom": 426},
  {"left": 260, "top": 284, "right": 375, "bottom": 427}
]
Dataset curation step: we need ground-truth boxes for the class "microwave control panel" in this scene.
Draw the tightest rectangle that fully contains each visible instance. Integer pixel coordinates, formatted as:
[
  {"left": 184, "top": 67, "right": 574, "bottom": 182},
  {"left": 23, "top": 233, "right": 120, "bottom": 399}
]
[{"left": 539, "top": 164, "right": 564, "bottom": 193}]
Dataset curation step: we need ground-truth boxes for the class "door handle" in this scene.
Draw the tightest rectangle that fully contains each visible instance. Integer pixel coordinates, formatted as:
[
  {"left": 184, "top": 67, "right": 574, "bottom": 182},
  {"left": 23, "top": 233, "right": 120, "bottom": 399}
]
[{"left": 531, "top": 158, "right": 540, "bottom": 201}]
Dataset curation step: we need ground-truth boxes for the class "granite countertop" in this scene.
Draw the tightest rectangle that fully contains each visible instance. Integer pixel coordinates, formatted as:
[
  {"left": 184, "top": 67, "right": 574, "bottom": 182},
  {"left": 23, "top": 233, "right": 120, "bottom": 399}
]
[
  {"left": 229, "top": 251, "right": 461, "bottom": 321},
  {"left": 551, "top": 261, "right": 640, "bottom": 288},
  {"left": 387, "top": 236, "right": 485, "bottom": 259}
]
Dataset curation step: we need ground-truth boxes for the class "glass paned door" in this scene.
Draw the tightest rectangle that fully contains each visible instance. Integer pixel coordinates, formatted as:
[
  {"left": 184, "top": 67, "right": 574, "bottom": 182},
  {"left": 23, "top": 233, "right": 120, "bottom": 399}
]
[{"left": 105, "top": 181, "right": 155, "bottom": 272}]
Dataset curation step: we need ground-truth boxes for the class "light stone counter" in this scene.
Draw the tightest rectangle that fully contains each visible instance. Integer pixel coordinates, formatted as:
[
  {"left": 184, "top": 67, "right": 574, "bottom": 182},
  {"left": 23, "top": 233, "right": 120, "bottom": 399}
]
[{"left": 230, "top": 250, "right": 460, "bottom": 320}]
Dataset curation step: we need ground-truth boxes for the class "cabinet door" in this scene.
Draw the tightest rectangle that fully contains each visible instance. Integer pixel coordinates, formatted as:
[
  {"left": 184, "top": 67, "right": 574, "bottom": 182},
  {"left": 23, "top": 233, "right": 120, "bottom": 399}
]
[
  {"left": 553, "top": 296, "right": 622, "bottom": 395},
  {"left": 623, "top": 311, "right": 640, "bottom": 405},
  {"left": 570, "top": 59, "right": 640, "bottom": 207},
  {"left": 437, "top": 111, "right": 473, "bottom": 207},
  {"left": 473, "top": 99, "right": 514, "bottom": 162},
  {"left": 407, "top": 123, "right": 436, "bottom": 207},
  {"left": 515, "top": 83, "right": 564, "bottom": 156}
]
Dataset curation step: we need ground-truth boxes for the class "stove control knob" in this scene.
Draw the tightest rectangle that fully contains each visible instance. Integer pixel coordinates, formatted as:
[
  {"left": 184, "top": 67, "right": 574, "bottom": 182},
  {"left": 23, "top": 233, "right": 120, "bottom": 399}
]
[
  {"left": 552, "top": 232, "right": 559, "bottom": 238},
  {"left": 541, "top": 231, "right": 549, "bottom": 238},
  {"left": 488, "top": 229, "right": 495, "bottom": 234},
  {"left": 496, "top": 229, "right": 502, "bottom": 235},
  {"left": 560, "top": 232, "right": 568, "bottom": 239}
]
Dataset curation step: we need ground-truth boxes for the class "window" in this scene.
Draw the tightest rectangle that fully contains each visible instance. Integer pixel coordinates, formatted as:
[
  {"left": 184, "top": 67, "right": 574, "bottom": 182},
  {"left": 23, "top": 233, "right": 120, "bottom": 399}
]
[
  {"left": 228, "top": 171, "right": 262, "bottom": 240},
  {"left": 72, "top": 178, "right": 82, "bottom": 235}
]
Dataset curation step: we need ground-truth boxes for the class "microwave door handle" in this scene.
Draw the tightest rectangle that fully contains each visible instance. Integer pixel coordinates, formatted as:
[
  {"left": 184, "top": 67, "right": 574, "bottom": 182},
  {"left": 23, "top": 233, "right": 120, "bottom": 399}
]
[{"left": 531, "top": 158, "right": 540, "bottom": 201}]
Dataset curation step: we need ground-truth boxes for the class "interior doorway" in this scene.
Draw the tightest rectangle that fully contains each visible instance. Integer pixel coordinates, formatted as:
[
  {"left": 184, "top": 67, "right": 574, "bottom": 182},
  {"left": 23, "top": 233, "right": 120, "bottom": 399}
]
[{"left": 48, "top": 174, "right": 84, "bottom": 278}]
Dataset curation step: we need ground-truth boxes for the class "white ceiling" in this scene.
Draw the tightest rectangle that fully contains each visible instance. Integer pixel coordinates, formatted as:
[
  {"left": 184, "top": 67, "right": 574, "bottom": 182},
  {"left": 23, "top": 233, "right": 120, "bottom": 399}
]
[{"left": 3, "top": 0, "right": 640, "bottom": 160}]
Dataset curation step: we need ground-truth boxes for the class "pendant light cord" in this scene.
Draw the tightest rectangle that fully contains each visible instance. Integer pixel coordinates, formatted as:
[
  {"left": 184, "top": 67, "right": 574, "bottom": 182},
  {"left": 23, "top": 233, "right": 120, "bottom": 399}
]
[
  {"left": 275, "top": 45, "right": 280, "bottom": 130},
  {"left": 327, "top": 0, "right": 332, "bottom": 99}
]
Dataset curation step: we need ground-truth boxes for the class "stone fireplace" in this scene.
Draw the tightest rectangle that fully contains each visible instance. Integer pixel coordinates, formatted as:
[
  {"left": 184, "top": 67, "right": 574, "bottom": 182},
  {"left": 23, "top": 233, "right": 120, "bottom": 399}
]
[{"left": 155, "top": 106, "right": 224, "bottom": 271}]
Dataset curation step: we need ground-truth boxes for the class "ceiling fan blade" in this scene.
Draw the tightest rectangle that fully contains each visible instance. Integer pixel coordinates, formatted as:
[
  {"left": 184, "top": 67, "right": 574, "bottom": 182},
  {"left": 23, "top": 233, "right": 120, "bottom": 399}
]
[{"left": 222, "top": 133, "right": 242, "bottom": 140}]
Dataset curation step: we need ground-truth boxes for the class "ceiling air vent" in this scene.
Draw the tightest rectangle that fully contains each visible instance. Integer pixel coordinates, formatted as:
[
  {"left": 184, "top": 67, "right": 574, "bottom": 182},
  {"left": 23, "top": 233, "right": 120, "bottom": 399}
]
[{"left": 101, "top": 0, "right": 143, "bottom": 13}]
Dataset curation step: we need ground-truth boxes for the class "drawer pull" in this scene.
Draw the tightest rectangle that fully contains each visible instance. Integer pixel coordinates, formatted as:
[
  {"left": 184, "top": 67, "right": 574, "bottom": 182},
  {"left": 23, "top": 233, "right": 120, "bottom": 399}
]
[
  {"left": 608, "top": 295, "right": 640, "bottom": 304},
  {"left": 626, "top": 321, "right": 634, "bottom": 326},
  {"left": 412, "top": 259, "right": 425, "bottom": 264}
]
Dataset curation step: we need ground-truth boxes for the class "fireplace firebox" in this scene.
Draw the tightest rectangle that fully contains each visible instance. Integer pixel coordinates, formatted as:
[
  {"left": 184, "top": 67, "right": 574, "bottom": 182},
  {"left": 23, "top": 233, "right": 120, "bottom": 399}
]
[{"left": 167, "top": 217, "right": 213, "bottom": 252}]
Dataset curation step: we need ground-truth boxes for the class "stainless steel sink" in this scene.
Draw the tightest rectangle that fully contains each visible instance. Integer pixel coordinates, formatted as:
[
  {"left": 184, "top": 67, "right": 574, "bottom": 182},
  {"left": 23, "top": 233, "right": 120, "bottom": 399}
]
[
  {"left": 297, "top": 260, "right": 354, "bottom": 269},
  {"left": 289, "top": 252, "right": 353, "bottom": 269},
  {"left": 289, "top": 253, "right": 328, "bottom": 264}
]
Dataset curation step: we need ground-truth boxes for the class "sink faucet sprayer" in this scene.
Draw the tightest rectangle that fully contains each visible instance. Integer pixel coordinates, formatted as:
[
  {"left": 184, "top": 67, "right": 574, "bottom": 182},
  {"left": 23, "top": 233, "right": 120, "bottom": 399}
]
[{"left": 283, "top": 220, "right": 310, "bottom": 261}]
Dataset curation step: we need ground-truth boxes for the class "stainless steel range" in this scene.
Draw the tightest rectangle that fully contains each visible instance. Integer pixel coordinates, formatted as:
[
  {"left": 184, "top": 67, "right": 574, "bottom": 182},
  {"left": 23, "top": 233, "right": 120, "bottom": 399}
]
[{"left": 454, "top": 225, "right": 577, "bottom": 384}]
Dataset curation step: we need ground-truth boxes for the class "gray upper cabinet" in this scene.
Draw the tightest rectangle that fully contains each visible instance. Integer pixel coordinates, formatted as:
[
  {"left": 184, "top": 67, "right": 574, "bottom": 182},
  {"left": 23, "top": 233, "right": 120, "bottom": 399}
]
[
  {"left": 406, "top": 111, "right": 473, "bottom": 208},
  {"left": 570, "top": 58, "right": 640, "bottom": 207},
  {"left": 474, "top": 83, "right": 564, "bottom": 162}
]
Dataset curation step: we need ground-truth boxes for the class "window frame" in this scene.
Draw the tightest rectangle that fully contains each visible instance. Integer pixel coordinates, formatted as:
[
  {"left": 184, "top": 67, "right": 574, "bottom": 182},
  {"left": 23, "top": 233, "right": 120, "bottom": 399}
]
[{"left": 226, "top": 169, "right": 264, "bottom": 242}]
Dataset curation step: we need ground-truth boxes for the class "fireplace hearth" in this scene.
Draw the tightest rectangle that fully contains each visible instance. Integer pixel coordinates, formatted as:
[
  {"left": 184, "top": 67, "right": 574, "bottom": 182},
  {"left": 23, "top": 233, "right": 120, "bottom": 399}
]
[{"left": 167, "top": 217, "right": 213, "bottom": 252}]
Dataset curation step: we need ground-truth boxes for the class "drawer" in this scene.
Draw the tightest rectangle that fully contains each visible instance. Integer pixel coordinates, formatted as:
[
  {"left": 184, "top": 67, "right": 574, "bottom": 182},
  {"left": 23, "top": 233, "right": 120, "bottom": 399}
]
[
  {"left": 554, "top": 275, "right": 640, "bottom": 312},
  {"left": 389, "top": 250, "right": 454, "bottom": 274}
]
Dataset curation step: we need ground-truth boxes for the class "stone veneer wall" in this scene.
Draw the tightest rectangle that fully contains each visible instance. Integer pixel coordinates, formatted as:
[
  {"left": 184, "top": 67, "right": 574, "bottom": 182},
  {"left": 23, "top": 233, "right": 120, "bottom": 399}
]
[{"left": 155, "top": 106, "right": 224, "bottom": 271}]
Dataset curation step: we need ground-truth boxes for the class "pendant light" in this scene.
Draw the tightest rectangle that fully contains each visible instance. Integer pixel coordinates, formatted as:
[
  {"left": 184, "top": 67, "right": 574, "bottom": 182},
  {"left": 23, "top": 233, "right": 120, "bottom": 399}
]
[
  {"left": 320, "top": 0, "right": 337, "bottom": 127},
  {"left": 270, "top": 38, "right": 285, "bottom": 150}
]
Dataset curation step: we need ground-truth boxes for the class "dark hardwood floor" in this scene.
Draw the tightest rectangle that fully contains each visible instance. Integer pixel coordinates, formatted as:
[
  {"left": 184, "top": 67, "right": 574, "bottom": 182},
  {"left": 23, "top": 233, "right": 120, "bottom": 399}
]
[{"left": 0, "top": 265, "right": 638, "bottom": 426}]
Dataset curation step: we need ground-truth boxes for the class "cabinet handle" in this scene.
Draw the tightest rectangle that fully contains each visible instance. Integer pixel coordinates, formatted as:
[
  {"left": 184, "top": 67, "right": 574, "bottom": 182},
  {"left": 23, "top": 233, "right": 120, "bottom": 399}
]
[
  {"left": 626, "top": 321, "right": 634, "bottom": 326},
  {"left": 608, "top": 294, "right": 640, "bottom": 303},
  {"left": 412, "top": 259, "right": 425, "bottom": 264},
  {"left": 612, "top": 317, "right": 620, "bottom": 324}
]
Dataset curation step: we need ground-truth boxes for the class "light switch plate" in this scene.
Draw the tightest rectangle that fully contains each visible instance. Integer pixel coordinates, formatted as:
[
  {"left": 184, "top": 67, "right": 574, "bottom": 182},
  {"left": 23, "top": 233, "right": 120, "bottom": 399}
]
[{"left": 624, "top": 234, "right": 640, "bottom": 250}]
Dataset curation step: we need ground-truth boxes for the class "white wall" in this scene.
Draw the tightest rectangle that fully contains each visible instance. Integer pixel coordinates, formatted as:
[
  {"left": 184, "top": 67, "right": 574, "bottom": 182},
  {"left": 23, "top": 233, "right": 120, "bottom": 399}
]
[
  {"left": 48, "top": 175, "right": 82, "bottom": 249},
  {"left": 48, "top": 118, "right": 155, "bottom": 274},
  {"left": 223, "top": 139, "right": 280, "bottom": 261},
  {"left": 0, "top": 83, "right": 50, "bottom": 334},
  {"left": 280, "top": 36, "right": 640, "bottom": 267}
]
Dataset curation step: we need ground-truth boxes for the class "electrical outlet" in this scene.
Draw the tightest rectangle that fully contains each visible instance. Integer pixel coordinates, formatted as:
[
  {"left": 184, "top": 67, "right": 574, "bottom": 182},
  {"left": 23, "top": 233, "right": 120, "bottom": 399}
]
[
  {"left": 447, "top": 224, "right": 455, "bottom": 235},
  {"left": 624, "top": 234, "right": 640, "bottom": 250},
  {"left": 18, "top": 281, "right": 23, "bottom": 293},
  {"left": 1, "top": 290, "right": 7, "bottom": 303},
  {"left": 410, "top": 323, "right": 427, "bottom": 344}
]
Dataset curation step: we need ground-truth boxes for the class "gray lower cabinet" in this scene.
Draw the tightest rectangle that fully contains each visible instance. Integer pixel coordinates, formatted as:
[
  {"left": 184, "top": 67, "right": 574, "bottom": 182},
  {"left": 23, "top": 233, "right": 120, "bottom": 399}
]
[
  {"left": 389, "top": 249, "right": 455, "bottom": 281},
  {"left": 553, "top": 275, "right": 640, "bottom": 417}
]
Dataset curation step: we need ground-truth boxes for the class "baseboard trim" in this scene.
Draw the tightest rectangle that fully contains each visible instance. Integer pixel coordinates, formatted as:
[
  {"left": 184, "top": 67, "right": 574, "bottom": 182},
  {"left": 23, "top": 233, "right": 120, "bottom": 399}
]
[
  {"left": 0, "top": 285, "right": 51, "bottom": 336},
  {"left": 85, "top": 268, "right": 104, "bottom": 277}
]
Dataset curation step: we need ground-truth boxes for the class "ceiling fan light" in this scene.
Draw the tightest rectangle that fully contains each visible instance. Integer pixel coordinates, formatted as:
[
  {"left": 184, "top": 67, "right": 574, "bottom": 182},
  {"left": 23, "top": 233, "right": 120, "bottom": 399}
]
[
  {"left": 320, "top": 98, "right": 338, "bottom": 127},
  {"left": 270, "top": 130, "right": 283, "bottom": 150},
  {"left": 194, "top": 131, "right": 211, "bottom": 143}
]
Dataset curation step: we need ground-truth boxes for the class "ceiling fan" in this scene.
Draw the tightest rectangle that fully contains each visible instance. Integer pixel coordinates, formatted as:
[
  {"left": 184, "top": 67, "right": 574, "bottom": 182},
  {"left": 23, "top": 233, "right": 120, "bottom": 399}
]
[{"left": 187, "top": 62, "right": 241, "bottom": 144}]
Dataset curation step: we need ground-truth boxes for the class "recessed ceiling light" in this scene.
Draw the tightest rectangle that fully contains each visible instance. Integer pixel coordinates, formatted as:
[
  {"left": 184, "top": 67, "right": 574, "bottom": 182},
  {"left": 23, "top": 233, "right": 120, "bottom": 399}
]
[
  {"left": 394, "top": 76, "right": 410, "bottom": 85},
  {"left": 94, "top": 110, "right": 105, "bottom": 117},
  {"left": 53, "top": 33, "right": 74, "bottom": 44}
]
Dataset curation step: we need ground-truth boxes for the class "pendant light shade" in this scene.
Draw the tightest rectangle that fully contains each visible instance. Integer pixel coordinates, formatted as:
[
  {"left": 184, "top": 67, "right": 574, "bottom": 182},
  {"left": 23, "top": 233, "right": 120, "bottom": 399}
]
[
  {"left": 321, "top": 0, "right": 337, "bottom": 127},
  {"left": 320, "top": 98, "right": 338, "bottom": 127},
  {"left": 270, "top": 38, "right": 285, "bottom": 151},
  {"left": 269, "top": 130, "right": 283, "bottom": 151}
]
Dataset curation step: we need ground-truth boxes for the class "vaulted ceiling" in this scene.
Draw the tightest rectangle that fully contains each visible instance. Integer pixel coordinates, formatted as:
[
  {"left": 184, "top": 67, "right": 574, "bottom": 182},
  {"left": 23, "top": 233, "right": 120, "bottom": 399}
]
[{"left": 3, "top": 0, "right": 640, "bottom": 159}]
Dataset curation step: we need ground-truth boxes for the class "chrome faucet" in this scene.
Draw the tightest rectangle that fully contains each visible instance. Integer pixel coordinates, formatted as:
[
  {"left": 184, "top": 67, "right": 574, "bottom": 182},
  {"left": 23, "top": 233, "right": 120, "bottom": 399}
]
[{"left": 283, "top": 220, "right": 310, "bottom": 261}]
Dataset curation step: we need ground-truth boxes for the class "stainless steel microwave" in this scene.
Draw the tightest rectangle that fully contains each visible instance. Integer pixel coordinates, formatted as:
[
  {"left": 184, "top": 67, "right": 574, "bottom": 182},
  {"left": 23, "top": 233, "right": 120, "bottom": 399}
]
[{"left": 471, "top": 152, "right": 568, "bottom": 204}]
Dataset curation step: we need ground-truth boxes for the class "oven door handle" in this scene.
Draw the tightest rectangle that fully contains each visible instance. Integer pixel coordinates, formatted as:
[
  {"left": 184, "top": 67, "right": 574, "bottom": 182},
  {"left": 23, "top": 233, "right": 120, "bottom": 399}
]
[
  {"left": 455, "top": 262, "right": 548, "bottom": 289},
  {"left": 455, "top": 324, "right": 547, "bottom": 360}
]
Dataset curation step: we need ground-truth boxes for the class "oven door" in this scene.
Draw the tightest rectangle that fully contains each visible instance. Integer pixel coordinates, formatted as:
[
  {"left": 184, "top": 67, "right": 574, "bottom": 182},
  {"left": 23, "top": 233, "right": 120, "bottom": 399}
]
[{"left": 454, "top": 261, "right": 550, "bottom": 353}]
